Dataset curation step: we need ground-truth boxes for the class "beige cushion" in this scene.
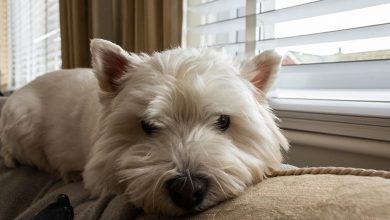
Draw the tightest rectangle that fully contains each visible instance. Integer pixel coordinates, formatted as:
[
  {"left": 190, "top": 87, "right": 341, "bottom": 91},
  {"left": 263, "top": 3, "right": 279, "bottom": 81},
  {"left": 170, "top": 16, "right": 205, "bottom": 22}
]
[{"left": 139, "top": 174, "right": 390, "bottom": 219}]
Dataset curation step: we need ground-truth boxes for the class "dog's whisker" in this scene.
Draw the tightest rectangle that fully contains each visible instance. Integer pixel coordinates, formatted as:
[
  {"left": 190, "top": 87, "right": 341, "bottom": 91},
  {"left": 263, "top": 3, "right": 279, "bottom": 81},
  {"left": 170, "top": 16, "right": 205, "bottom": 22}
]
[
  {"left": 186, "top": 169, "right": 195, "bottom": 190},
  {"left": 181, "top": 176, "right": 188, "bottom": 191},
  {"left": 151, "top": 171, "right": 168, "bottom": 210},
  {"left": 209, "top": 174, "right": 227, "bottom": 198}
]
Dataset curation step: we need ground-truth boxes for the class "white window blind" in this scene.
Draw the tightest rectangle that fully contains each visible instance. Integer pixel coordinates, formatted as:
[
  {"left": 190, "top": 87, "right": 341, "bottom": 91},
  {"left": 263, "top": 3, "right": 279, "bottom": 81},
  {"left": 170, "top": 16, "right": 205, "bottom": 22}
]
[
  {"left": 8, "top": 0, "right": 61, "bottom": 91},
  {"left": 185, "top": 0, "right": 390, "bottom": 117},
  {"left": 0, "top": 0, "right": 9, "bottom": 92}
]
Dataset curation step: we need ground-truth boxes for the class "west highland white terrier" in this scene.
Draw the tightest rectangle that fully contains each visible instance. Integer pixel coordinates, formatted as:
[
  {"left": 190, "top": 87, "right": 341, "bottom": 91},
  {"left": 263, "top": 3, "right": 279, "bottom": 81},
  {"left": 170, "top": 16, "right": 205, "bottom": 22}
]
[{"left": 0, "top": 39, "right": 288, "bottom": 215}]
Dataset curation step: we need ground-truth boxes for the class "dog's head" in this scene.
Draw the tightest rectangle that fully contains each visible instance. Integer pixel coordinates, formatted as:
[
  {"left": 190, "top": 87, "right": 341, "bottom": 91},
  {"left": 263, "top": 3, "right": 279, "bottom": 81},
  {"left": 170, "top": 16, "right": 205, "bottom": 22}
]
[{"left": 84, "top": 39, "right": 288, "bottom": 215}]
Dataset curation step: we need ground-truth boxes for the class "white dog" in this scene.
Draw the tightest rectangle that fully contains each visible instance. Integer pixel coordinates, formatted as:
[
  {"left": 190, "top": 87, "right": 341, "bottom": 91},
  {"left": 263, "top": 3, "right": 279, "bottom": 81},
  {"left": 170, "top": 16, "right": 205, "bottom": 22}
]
[{"left": 0, "top": 39, "right": 288, "bottom": 215}]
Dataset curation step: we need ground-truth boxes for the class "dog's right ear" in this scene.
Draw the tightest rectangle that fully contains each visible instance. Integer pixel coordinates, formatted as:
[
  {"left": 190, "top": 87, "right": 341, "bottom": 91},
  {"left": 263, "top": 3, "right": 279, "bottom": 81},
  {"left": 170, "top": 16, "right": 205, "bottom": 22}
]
[
  {"left": 241, "top": 50, "right": 282, "bottom": 93},
  {"left": 91, "top": 39, "right": 133, "bottom": 94}
]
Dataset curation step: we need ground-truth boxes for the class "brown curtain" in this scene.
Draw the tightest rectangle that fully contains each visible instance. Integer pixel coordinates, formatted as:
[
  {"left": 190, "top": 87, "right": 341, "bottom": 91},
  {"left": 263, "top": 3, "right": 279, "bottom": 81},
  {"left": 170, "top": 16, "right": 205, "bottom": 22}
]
[{"left": 60, "top": 0, "right": 183, "bottom": 69}]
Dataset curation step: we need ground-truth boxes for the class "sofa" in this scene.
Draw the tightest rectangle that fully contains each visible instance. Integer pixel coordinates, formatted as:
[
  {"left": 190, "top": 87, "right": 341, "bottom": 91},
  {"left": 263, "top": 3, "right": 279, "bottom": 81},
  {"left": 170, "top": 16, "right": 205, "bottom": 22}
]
[{"left": 1, "top": 97, "right": 390, "bottom": 220}]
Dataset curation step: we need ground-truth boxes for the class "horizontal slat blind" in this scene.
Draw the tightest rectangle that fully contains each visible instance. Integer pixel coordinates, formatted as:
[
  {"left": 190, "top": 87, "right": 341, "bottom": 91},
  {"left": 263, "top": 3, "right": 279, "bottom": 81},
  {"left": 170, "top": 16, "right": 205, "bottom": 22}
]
[
  {"left": 0, "top": 0, "right": 9, "bottom": 92},
  {"left": 189, "top": 0, "right": 245, "bottom": 15},
  {"left": 8, "top": 0, "right": 61, "bottom": 91},
  {"left": 187, "top": 0, "right": 390, "bottom": 62},
  {"left": 187, "top": 0, "right": 247, "bottom": 56},
  {"left": 257, "top": 0, "right": 389, "bottom": 24},
  {"left": 257, "top": 23, "right": 390, "bottom": 50},
  {"left": 186, "top": 0, "right": 390, "bottom": 108}
]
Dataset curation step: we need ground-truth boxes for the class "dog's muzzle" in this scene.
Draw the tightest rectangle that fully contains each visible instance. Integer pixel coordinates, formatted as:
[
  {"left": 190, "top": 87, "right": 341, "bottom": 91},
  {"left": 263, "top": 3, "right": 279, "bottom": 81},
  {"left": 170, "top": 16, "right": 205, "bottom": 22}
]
[{"left": 166, "top": 175, "right": 208, "bottom": 210}]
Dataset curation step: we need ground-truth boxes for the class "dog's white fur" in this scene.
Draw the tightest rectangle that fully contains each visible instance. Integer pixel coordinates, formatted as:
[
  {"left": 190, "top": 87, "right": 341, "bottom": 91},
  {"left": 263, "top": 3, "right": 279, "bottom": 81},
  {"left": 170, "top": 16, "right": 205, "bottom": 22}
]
[{"left": 0, "top": 39, "right": 288, "bottom": 215}]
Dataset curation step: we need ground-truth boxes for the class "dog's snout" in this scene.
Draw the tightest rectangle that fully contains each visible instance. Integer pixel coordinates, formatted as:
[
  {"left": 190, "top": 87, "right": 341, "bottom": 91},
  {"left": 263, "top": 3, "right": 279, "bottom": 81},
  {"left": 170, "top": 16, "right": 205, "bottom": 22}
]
[{"left": 166, "top": 175, "right": 208, "bottom": 210}]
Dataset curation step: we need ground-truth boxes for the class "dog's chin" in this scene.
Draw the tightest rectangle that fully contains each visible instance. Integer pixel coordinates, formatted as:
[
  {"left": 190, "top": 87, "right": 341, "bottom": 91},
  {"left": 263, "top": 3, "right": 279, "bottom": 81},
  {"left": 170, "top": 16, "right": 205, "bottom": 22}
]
[
  {"left": 131, "top": 193, "right": 223, "bottom": 216},
  {"left": 136, "top": 198, "right": 186, "bottom": 216}
]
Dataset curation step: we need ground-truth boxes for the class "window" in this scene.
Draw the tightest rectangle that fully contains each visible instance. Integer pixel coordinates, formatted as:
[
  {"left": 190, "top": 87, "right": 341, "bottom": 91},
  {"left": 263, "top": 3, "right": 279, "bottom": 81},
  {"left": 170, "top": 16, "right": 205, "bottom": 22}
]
[
  {"left": 185, "top": 0, "right": 390, "bottom": 118},
  {"left": 0, "top": 0, "right": 8, "bottom": 92},
  {"left": 1, "top": 0, "right": 61, "bottom": 92}
]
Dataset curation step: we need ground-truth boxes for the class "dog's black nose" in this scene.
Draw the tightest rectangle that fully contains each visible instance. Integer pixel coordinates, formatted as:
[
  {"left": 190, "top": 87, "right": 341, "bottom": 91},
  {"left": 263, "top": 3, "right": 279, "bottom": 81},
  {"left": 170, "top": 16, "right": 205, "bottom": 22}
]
[{"left": 166, "top": 175, "right": 208, "bottom": 210}]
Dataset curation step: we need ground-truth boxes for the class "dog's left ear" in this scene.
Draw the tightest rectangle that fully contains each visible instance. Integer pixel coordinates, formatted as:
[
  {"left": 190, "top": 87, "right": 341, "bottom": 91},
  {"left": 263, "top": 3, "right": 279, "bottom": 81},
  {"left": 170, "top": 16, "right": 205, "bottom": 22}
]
[
  {"left": 241, "top": 50, "right": 282, "bottom": 93},
  {"left": 91, "top": 39, "right": 133, "bottom": 93}
]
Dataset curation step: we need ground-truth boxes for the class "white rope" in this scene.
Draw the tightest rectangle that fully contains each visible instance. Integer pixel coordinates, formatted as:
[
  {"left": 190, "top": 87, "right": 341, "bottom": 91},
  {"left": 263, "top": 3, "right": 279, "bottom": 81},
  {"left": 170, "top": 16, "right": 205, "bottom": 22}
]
[{"left": 268, "top": 167, "right": 390, "bottom": 179}]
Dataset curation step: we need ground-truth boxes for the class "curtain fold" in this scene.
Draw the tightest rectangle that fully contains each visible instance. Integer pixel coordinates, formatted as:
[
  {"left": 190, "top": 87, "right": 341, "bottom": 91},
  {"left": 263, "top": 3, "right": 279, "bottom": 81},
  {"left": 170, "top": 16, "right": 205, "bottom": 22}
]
[
  {"left": 59, "top": 0, "right": 92, "bottom": 68},
  {"left": 60, "top": 0, "right": 183, "bottom": 69}
]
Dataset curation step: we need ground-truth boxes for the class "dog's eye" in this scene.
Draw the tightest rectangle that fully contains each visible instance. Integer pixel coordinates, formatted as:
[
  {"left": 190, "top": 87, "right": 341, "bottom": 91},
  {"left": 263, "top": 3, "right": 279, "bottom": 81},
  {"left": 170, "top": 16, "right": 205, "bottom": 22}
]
[
  {"left": 141, "top": 120, "right": 158, "bottom": 135},
  {"left": 215, "top": 115, "right": 230, "bottom": 131}
]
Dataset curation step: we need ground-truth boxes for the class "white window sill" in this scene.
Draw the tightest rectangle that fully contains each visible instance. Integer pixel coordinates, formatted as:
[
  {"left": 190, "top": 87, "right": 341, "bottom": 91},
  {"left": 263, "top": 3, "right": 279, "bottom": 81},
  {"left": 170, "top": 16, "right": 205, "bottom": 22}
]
[
  {"left": 268, "top": 92, "right": 390, "bottom": 118},
  {"left": 268, "top": 91, "right": 390, "bottom": 144},
  {"left": 269, "top": 89, "right": 390, "bottom": 102},
  {"left": 284, "top": 129, "right": 390, "bottom": 159}
]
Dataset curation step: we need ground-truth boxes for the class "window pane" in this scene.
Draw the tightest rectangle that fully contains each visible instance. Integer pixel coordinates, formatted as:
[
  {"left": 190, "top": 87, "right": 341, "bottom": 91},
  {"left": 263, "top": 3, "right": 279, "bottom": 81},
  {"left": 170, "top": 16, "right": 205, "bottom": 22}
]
[
  {"left": 6, "top": 0, "right": 61, "bottom": 91},
  {"left": 273, "top": 4, "right": 390, "bottom": 38},
  {"left": 275, "top": 0, "right": 319, "bottom": 10},
  {"left": 260, "top": 3, "right": 390, "bottom": 65},
  {"left": 278, "top": 37, "right": 390, "bottom": 65}
]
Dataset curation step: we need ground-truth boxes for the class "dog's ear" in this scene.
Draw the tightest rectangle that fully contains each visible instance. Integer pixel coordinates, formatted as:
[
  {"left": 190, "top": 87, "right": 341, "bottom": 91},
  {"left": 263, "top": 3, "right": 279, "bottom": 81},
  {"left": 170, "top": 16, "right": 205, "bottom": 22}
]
[
  {"left": 91, "top": 39, "right": 133, "bottom": 93},
  {"left": 241, "top": 50, "right": 282, "bottom": 93}
]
